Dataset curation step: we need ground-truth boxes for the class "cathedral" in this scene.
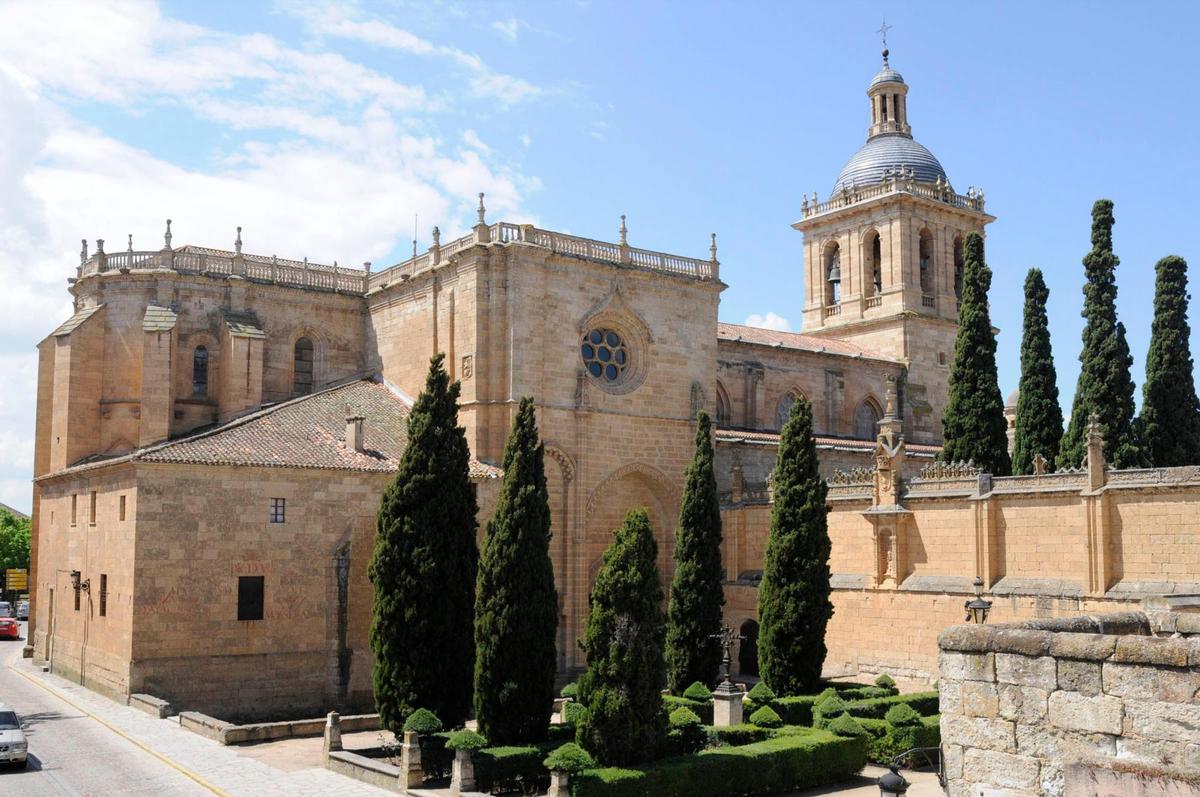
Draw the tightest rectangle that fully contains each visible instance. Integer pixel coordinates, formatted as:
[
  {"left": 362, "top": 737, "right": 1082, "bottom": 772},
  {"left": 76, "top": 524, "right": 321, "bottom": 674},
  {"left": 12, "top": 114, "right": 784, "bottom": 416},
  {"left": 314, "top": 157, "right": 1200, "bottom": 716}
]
[{"left": 29, "top": 51, "right": 997, "bottom": 718}]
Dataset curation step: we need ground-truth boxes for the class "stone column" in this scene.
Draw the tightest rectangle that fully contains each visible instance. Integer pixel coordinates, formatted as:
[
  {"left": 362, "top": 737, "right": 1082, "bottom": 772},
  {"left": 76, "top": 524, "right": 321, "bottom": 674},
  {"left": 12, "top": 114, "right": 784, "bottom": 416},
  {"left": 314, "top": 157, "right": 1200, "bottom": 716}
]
[
  {"left": 322, "top": 711, "right": 342, "bottom": 761},
  {"left": 399, "top": 731, "right": 423, "bottom": 793},
  {"left": 450, "top": 748, "right": 476, "bottom": 796},
  {"left": 712, "top": 686, "right": 743, "bottom": 727},
  {"left": 547, "top": 770, "right": 571, "bottom": 797}
]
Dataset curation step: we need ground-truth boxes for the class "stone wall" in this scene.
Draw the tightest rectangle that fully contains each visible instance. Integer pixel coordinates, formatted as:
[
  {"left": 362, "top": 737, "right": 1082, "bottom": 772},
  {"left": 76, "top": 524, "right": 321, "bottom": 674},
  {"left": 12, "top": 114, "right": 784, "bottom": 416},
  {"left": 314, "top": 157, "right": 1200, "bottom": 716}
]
[{"left": 939, "top": 613, "right": 1200, "bottom": 797}]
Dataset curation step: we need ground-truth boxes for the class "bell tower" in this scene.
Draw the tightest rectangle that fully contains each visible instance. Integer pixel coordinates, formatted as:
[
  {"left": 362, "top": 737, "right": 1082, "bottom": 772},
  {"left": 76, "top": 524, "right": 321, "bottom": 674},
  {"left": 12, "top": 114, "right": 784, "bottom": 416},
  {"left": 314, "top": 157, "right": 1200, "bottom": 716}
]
[{"left": 791, "top": 46, "right": 995, "bottom": 444}]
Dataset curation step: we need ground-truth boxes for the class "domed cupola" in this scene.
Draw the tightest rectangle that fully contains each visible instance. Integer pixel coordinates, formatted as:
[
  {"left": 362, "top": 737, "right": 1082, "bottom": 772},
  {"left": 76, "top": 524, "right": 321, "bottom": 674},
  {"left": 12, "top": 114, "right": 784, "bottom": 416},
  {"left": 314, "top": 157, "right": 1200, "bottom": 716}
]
[{"left": 831, "top": 48, "right": 950, "bottom": 195}]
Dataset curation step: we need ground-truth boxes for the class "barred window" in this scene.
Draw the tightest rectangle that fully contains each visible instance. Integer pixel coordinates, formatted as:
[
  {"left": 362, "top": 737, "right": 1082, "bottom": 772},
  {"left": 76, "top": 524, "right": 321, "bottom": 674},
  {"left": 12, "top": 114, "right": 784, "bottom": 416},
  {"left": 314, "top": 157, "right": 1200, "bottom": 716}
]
[
  {"left": 270, "top": 498, "right": 285, "bottom": 524},
  {"left": 193, "top": 346, "right": 209, "bottom": 396},
  {"left": 99, "top": 574, "right": 108, "bottom": 617}
]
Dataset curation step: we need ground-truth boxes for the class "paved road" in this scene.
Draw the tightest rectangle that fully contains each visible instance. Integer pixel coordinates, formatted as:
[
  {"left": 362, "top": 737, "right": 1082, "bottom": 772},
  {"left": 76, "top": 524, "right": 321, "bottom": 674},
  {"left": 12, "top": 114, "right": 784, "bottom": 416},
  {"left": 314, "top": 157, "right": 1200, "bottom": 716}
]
[{"left": 0, "top": 623, "right": 211, "bottom": 796}]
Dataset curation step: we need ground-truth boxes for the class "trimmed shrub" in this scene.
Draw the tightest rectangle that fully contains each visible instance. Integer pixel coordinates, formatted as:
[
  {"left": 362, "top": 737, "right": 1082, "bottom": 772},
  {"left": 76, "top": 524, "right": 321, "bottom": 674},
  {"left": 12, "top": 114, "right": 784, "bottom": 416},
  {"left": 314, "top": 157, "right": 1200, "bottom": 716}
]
[
  {"left": 816, "top": 687, "right": 838, "bottom": 702},
  {"left": 544, "top": 742, "right": 594, "bottom": 775},
  {"left": 662, "top": 695, "right": 713, "bottom": 725},
  {"left": 561, "top": 682, "right": 579, "bottom": 699},
  {"left": 845, "top": 692, "right": 940, "bottom": 720},
  {"left": 862, "top": 715, "right": 940, "bottom": 765},
  {"left": 564, "top": 701, "right": 589, "bottom": 726},
  {"left": 747, "top": 682, "right": 776, "bottom": 703},
  {"left": 747, "top": 706, "right": 782, "bottom": 729},
  {"left": 683, "top": 681, "right": 714, "bottom": 702},
  {"left": 547, "top": 722, "right": 575, "bottom": 741},
  {"left": 571, "top": 731, "right": 867, "bottom": 797},
  {"left": 884, "top": 704, "right": 922, "bottom": 728},
  {"left": 873, "top": 674, "right": 896, "bottom": 690},
  {"left": 445, "top": 730, "right": 487, "bottom": 751},
  {"left": 475, "top": 741, "right": 564, "bottom": 794},
  {"left": 827, "top": 713, "right": 869, "bottom": 738},
  {"left": 773, "top": 696, "right": 817, "bottom": 727},
  {"left": 402, "top": 708, "right": 443, "bottom": 735},
  {"left": 707, "top": 724, "right": 770, "bottom": 747},
  {"left": 666, "top": 707, "right": 707, "bottom": 755},
  {"left": 669, "top": 707, "right": 702, "bottom": 728},
  {"left": 812, "top": 695, "right": 846, "bottom": 728}
]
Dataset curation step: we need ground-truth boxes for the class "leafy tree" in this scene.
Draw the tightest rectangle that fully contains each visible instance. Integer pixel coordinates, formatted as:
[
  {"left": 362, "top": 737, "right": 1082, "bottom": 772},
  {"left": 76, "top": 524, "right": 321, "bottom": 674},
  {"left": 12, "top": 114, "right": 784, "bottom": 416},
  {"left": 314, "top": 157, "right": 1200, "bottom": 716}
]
[
  {"left": 1139, "top": 256, "right": 1200, "bottom": 466},
  {"left": 474, "top": 397, "right": 559, "bottom": 744},
  {"left": 757, "top": 395, "right": 832, "bottom": 695},
  {"left": 0, "top": 508, "right": 31, "bottom": 572},
  {"left": 1012, "top": 268, "right": 1064, "bottom": 474},
  {"left": 940, "top": 232, "right": 1011, "bottom": 475},
  {"left": 576, "top": 508, "right": 667, "bottom": 766},
  {"left": 1061, "top": 200, "right": 1144, "bottom": 468},
  {"left": 665, "top": 411, "right": 725, "bottom": 694},
  {"left": 369, "top": 354, "right": 478, "bottom": 731}
]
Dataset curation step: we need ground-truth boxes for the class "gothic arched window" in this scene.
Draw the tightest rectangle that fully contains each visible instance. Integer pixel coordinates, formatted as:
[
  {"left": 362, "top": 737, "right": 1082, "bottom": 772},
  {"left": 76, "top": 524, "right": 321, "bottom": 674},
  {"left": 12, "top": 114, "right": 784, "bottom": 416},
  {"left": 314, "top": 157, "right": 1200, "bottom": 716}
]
[
  {"left": 192, "top": 346, "right": 209, "bottom": 396},
  {"left": 867, "top": 231, "right": 882, "bottom": 296},
  {"left": 854, "top": 398, "right": 882, "bottom": 439},
  {"left": 293, "top": 337, "right": 314, "bottom": 396},
  {"left": 919, "top": 229, "right": 934, "bottom": 295},
  {"left": 715, "top": 380, "right": 731, "bottom": 426},
  {"left": 824, "top": 243, "right": 841, "bottom": 306},
  {"left": 776, "top": 390, "right": 804, "bottom": 431}
]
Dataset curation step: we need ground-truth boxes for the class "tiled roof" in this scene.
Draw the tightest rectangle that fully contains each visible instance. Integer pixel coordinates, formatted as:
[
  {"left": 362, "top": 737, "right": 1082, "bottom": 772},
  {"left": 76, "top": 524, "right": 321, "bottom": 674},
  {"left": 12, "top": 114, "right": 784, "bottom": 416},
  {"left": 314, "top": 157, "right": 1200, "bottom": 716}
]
[
  {"left": 223, "top": 310, "right": 265, "bottom": 339},
  {"left": 51, "top": 305, "right": 103, "bottom": 337},
  {"left": 716, "top": 322, "right": 899, "bottom": 363},
  {"left": 143, "top": 304, "right": 177, "bottom": 332},
  {"left": 715, "top": 427, "right": 941, "bottom": 455}
]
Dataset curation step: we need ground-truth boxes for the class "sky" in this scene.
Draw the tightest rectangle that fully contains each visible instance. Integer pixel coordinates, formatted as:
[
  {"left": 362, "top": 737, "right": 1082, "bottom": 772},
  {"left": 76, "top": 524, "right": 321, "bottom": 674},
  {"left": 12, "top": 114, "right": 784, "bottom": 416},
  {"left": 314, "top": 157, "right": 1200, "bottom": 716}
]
[{"left": 0, "top": 0, "right": 1197, "bottom": 513}]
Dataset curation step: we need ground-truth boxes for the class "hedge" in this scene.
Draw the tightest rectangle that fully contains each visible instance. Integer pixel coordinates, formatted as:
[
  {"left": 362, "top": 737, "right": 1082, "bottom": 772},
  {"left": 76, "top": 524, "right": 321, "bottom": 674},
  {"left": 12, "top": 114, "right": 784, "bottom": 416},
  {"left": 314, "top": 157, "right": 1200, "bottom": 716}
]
[
  {"left": 571, "top": 730, "right": 867, "bottom": 797},
  {"left": 705, "top": 724, "right": 770, "bottom": 747},
  {"left": 860, "top": 716, "right": 940, "bottom": 765},
  {"left": 661, "top": 695, "right": 713, "bottom": 725},
  {"left": 474, "top": 740, "right": 565, "bottom": 793},
  {"left": 845, "top": 691, "right": 939, "bottom": 720}
]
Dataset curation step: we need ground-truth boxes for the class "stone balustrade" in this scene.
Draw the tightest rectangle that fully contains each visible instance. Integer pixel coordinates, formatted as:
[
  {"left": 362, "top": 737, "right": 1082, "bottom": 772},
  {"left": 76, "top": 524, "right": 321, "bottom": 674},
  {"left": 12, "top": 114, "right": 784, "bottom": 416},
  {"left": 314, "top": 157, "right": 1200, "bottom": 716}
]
[{"left": 799, "top": 177, "right": 988, "bottom": 221}]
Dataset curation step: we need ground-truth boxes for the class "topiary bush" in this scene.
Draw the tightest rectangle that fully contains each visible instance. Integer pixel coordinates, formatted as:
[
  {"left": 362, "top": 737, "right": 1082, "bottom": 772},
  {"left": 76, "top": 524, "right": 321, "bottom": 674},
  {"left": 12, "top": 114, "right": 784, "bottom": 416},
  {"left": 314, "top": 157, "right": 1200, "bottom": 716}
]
[
  {"left": 828, "top": 713, "right": 869, "bottom": 738},
  {"left": 445, "top": 729, "right": 487, "bottom": 751},
  {"left": 403, "top": 708, "right": 443, "bottom": 735},
  {"left": 816, "top": 687, "right": 838, "bottom": 703},
  {"left": 707, "top": 724, "right": 770, "bottom": 746},
  {"left": 666, "top": 707, "right": 707, "bottom": 755},
  {"left": 669, "top": 707, "right": 703, "bottom": 728},
  {"left": 564, "top": 701, "right": 589, "bottom": 726},
  {"left": 748, "top": 705, "right": 782, "bottom": 729},
  {"left": 662, "top": 695, "right": 713, "bottom": 725},
  {"left": 683, "top": 681, "right": 713, "bottom": 702},
  {"left": 874, "top": 673, "right": 896, "bottom": 690},
  {"left": 812, "top": 695, "right": 846, "bottom": 728},
  {"left": 747, "top": 682, "right": 777, "bottom": 703},
  {"left": 884, "top": 704, "right": 921, "bottom": 728},
  {"left": 845, "top": 691, "right": 940, "bottom": 720},
  {"left": 544, "top": 742, "right": 595, "bottom": 775},
  {"left": 561, "top": 682, "right": 580, "bottom": 699}
]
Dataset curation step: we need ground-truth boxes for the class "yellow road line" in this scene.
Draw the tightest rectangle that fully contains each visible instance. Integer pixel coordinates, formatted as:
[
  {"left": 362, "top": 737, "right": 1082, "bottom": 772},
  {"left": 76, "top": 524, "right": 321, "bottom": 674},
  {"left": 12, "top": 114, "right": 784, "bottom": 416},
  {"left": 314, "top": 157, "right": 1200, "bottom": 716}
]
[{"left": 6, "top": 645, "right": 231, "bottom": 797}]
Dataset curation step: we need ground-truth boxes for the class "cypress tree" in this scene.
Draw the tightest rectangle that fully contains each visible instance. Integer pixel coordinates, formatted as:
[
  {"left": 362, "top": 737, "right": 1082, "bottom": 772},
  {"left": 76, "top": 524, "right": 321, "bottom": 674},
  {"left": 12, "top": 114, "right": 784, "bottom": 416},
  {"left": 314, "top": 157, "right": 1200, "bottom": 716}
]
[
  {"left": 665, "top": 411, "right": 725, "bottom": 694},
  {"left": 1060, "top": 200, "right": 1143, "bottom": 468},
  {"left": 756, "top": 395, "right": 832, "bottom": 696},
  {"left": 1012, "top": 268, "right": 1064, "bottom": 474},
  {"left": 940, "top": 232, "right": 1012, "bottom": 475},
  {"left": 1139, "top": 255, "right": 1200, "bottom": 465},
  {"left": 577, "top": 508, "right": 667, "bottom": 766},
  {"left": 474, "top": 397, "right": 559, "bottom": 744},
  {"left": 369, "top": 354, "right": 478, "bottom": 731}
]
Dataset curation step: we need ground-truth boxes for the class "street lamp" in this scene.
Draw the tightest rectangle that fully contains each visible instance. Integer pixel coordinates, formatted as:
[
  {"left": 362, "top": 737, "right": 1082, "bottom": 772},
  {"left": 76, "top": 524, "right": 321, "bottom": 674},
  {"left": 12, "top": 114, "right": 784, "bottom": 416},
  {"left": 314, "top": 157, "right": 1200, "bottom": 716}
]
[
  {"left": 877, "top": 763, "right": 909, "bottom": 796},
  {"left": 964, "top": 576, "right": 992, "bottom": 624}
]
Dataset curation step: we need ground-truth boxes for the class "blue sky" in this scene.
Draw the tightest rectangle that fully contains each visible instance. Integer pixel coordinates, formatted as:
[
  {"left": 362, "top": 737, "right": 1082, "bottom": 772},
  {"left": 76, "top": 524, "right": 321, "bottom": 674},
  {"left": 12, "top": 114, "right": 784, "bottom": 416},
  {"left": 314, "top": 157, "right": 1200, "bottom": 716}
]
[{"left": 0, "top": 0, "right": 1197, "bottom": 512}]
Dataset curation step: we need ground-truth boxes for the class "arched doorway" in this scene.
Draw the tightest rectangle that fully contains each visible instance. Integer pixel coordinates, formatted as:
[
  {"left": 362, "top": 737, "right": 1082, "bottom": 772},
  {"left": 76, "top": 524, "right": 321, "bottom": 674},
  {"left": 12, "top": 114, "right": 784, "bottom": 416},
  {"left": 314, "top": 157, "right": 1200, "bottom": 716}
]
[{"left": 738, "top": 619, "right": 760, "bottom": 677}]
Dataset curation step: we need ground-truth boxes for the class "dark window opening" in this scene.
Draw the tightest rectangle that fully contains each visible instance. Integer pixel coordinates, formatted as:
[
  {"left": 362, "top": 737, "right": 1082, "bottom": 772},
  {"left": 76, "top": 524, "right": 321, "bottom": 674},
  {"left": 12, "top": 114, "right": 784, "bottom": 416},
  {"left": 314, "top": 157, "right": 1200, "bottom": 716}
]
[
  {"left": 99, "top": 574, "right": 108, "bottom": 617},
  {"left": 237, "top": 576, "right": 265, "bottom": 621},
  {"left": 293, "top": 337, "right": 314, "bottom": 396},
  {"left": 89, "top": 491, "right": 97, "bottom": 525},
  {"left": 270, "top": 498, "right": 285, "bottom": 524},
  {"left": 192, "top": 346, "right": 209, "bottom": 396},
  {"left": 74, "top": 584, "right": 80, "bottom": 611},
  {"left": 119, "top": 495, "right": 126, "bottom": 522},
  {"left": 70, "top": 494, "right": 77, "bottom": 526},
  {"left": 739, "top": 620, "right": 760, "bottom": 677},
  {"left": 953, "top": 236, "right": 965, "bottom": 300}
]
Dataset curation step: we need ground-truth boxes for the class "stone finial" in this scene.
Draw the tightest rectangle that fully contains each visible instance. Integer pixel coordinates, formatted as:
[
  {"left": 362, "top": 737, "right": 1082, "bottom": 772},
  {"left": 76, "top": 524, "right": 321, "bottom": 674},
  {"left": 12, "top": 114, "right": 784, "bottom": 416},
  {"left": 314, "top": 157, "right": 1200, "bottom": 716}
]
[
  {"left": 127, "top": 234, "right": 133, "bottom": 253},
  {"left": 235, "top": 226, "right": 243, "bottom": 255},
  {"left": 801, "top": 195, "right": 809, "bottom": 214},
  {"left": 1032, "top": 452, "right": 1047, "bottom": 476},
  {"left": 363, "top": 261, "right": 372, "bottom": 272},
  {"left": 1086, "top": 413, "right": 1107, "bottom": 490},
  {"left": 322, "top": 711, "right": 342, "bottom": 759},
  {"left": 163, "top": 219, "right": 172, "bottom": 249},
  {"left": 710, "top": 233, "right": 718, "bottom": 263},
  {"left": 477, "top": 192, "right": 486, "bottom": 225},
  {"left": 96, "top": 238, "right": 105, "bottom": 254},
  {"left": 80, "top": 239, "right": 88, "bottom": 265},
  {"left": 619, "top": 214, "right": 628, "bottom": 246},
  {"left": 432, "top": 226, "right": 441, "bottom": 247}
]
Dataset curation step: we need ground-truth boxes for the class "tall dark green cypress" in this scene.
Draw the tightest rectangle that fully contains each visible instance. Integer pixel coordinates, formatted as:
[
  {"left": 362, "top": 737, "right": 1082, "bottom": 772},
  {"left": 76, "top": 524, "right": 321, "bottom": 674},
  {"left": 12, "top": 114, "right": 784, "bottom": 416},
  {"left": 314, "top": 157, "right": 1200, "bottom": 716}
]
[
  {"left": 474, "top": 397, "right": 559, "bottom": 744},
  {"left": 1060, "top": 200, "right": 1143, "bottom": 469},
  {"left": 577, "top": 508, "right": 667, "bottom": 766},
  {"left": 369, "top": 354, "right": 478, "bottom": 730},
  {"left": 940, "top": 232, "right": 1012, "bottom": 475},
  {"left": 756, "top": 395, "right": 832, "bottom": 696},
  {"left": 665, "top": 411, "right": 725, "bottom": 694},
  {"left": 1139, "top": 255, "right": 1200, "bottom": 466},
  {"left": 1012, "top": 269, "right": 1064, "bottom": 474}
]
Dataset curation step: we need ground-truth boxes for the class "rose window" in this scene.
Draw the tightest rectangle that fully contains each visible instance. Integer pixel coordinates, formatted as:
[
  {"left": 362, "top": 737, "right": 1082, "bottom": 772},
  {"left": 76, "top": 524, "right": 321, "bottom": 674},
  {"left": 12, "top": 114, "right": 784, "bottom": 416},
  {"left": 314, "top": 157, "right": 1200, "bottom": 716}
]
[{"left": 581, "top": 329, "right": 628, "bottom": 382}]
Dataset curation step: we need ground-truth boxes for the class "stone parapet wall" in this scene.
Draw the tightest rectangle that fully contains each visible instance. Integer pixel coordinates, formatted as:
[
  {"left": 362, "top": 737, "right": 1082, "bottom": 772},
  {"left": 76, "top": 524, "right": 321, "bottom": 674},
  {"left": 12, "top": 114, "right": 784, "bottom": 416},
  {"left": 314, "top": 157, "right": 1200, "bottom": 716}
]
[{"left": 938, "top": 613, "right": 1200, "bottom": 797}]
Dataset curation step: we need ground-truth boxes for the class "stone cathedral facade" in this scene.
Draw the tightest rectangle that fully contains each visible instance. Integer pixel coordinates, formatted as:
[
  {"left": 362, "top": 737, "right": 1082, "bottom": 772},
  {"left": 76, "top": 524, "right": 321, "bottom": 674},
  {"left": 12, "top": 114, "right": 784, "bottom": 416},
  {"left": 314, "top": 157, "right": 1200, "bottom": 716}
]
[{"left": 30, "top": 54, "right": 1010, "bottom": 717}]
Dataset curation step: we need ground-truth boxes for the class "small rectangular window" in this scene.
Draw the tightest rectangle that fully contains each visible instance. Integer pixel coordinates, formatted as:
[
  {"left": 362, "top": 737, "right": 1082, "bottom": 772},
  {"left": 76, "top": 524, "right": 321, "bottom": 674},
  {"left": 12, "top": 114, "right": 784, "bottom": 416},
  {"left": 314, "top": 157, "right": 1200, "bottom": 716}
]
[
  {"left": 89, "top": 491, "right": 97, "bottom": 525},
  {"left": 237, "top": 576, "right": 265, "bottom": 621},
  {"left": 71, "top": 495, "right": 77, "bottom": 526},
  {"left": 269, "top": 498, "right": 285, "bottom": 524},
  {"left": 74, "top": 583, "right": 80, "bottom": 611},
  {"left": 99, "top": 574, "right": 108, "bottom": 617}
]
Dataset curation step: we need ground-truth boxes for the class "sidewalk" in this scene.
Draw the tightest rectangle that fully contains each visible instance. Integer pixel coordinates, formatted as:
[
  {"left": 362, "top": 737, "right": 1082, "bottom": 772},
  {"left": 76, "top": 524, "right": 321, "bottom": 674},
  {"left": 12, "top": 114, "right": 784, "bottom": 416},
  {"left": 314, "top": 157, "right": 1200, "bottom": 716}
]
[{"left": 7, "top": 653, "right": 393, "bottom": 796}]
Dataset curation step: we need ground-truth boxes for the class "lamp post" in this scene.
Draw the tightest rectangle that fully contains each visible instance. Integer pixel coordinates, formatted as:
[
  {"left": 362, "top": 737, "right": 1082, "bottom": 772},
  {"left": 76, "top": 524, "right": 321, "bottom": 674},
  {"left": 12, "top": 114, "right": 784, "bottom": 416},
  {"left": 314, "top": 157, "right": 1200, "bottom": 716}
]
[
  {"left": 964, "top": 576, "right": 992, "bottom": 624},
  {"left": 877, "top": 763, "right": 909, "bottom": 796}
]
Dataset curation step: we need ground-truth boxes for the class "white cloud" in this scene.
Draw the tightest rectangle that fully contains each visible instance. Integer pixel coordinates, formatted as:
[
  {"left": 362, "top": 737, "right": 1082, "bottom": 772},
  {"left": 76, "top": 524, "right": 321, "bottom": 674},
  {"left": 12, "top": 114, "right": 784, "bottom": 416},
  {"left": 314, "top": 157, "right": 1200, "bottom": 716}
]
[
  {"left": 462, "top": 130, "right": 491, "bottom": 155},
  {"left": 744, "top": 312, "right": 791, "bottom": 332},
  {"left": 492, "top": 18, "right": 521, "bottom": 43},
  {"left": 520, "top": 134, "right": 532, "bottom": 148}
]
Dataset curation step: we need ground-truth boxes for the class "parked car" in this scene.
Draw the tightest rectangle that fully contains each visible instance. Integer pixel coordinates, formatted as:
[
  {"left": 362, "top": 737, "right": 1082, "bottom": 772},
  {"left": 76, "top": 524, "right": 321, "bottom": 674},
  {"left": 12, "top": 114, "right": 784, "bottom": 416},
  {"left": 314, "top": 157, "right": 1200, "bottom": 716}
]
[
  {"left": 15, "top": 601, "right": 28, "bottom": 621},
  {"left": 0, "top": 602, "right": 11, "bottom": 619},
  {"left": 0, "top": 617, "right": 17, "bottom": 640},
  {"left": 0, "top": 705, "right": 27, "bottom": 769}
]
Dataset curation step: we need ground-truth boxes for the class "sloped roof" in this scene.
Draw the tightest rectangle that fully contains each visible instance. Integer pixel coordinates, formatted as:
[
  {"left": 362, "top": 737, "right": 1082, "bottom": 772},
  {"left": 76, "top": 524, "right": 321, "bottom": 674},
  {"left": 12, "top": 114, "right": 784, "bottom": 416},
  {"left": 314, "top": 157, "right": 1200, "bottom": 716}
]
[
  {"left": 715, "top": 427, "right": 941, "bottom": 456},
  {"left": 51, "top": 305, "right": 104, "bottom": 337},
  {"left": 223, "top": 310, "right": 265, "bottom": 339},
  {"left": 143, "top": 304, "right": 177, "bottom": 332},
  {"left": 716, "top": 322, "right": 900, "bottom": 363},
  {"left": 0, "top": 502, "right": 29, "bottom": 520}
]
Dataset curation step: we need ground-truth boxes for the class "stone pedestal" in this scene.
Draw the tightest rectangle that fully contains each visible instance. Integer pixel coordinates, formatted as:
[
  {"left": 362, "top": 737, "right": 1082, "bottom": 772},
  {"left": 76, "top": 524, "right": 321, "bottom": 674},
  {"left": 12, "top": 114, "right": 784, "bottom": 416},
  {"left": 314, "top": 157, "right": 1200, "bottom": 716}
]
[
  {"left": 712, "top": 686, "right": 744, "bottom": 727},
  {"left": 399, "top": 730, "right": 423, "bottom": 793},
  {"left": 322, "top": 711, "right": 342, "bottom": 760},
  {"left": 450, "top": 748, "right": 476, "bottom": 796},
  {"left": 547, "top": 770, "right": 571, "bottom": 797}
]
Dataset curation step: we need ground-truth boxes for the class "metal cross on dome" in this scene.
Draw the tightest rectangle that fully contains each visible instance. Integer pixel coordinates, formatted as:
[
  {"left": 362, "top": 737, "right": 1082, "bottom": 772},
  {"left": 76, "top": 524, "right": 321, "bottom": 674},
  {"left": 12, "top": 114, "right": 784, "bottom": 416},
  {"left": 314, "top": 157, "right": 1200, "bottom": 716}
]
[{"left": 877, "top": 19, "right": 893, "bottom": 51}]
